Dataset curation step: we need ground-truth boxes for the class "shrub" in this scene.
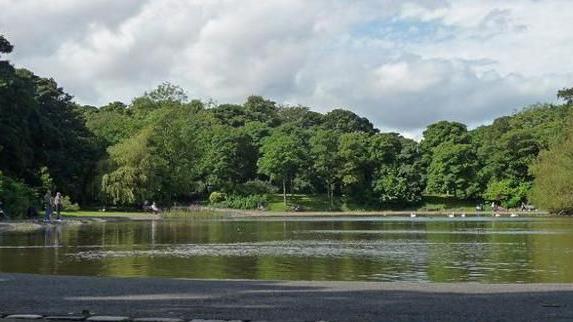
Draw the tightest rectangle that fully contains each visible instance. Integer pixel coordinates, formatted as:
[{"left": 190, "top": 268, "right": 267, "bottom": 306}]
[
  {"left": 209, "top": 191, "right": 226, "bottom": 204},
  {"left": 62, "top": 195, "right": 80, "bottom": 212},
  {"left": 220, "top": 194, "right": 268, "bottom": 210}
]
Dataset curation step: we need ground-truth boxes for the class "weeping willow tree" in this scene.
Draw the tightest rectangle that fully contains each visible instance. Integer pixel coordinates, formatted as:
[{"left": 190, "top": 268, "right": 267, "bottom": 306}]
[{"left": 101, "top": 127, "right": 166, "bottom": 205}]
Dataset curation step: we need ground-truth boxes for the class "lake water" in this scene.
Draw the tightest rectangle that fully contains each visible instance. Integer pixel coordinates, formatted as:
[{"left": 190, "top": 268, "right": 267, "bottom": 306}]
[{"left": 1, "top": 215, "right": 572, "bottom": 283}]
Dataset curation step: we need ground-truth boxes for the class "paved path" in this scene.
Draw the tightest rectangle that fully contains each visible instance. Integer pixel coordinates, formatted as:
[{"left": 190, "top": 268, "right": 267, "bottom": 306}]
[{"left": 1, "top": 273, "right": 573, "bottom": 321}]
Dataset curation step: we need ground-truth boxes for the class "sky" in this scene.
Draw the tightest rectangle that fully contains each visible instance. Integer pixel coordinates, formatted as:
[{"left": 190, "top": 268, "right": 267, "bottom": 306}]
[{"left": 1, "top": 0, "right": 572, "bottom": 138}]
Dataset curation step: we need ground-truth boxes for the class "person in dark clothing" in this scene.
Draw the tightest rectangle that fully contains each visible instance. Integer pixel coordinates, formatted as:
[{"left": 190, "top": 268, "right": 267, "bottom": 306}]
[{"left": 43, "top": 191, "right": 53, "bottom": 222}]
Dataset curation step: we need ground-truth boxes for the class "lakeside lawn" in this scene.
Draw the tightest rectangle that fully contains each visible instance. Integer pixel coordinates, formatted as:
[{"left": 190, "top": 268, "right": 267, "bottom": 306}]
[
  {"left": 60, "top": 195, "right": 536, "bottom": 218},
  {"left": 266, "top": 194, "right": 479, "bottom": 212},
  {"left": 62, "top": 210, "right": 149, "bottom": 218}
]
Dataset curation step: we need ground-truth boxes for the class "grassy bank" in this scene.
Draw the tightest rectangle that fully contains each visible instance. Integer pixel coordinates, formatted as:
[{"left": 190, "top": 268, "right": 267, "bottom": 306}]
[{"left": 266, "top": 194, "right": 479, "bottom": 212}]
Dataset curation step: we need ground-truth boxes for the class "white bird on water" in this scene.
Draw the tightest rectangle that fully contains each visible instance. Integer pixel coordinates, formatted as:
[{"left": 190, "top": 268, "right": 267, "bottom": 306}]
[
  {"left": 510, "top": 213, "right": 519, "bottom": 218},
  {"left": 461, "top": 213, "right": 466, "bottom": 218},
  {"left": 410, "top": 212, "right": 416, "bottom": 218},
  {"left": 448, "top": 213, "right": 455, "bottom": 218}
]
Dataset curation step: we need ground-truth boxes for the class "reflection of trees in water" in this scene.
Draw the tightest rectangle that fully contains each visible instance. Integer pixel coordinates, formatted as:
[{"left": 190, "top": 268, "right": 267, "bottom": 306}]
[{"left": 1, "top": 218, "right": 573, "bottom": 282}]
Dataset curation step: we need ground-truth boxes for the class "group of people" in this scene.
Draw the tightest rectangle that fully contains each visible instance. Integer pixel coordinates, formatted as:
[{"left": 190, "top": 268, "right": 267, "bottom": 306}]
[{"left": 43, "top": 190, "right": 63, "bottom": 222}]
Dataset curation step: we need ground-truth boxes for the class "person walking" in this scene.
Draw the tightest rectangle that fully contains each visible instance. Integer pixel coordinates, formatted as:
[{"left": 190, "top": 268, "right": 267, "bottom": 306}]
[
  {"left": 44, "top": 190, "right": 53, "bottom": 222},
  {"left": 54, "top": 192, "right": 63, "bottom": 221}
]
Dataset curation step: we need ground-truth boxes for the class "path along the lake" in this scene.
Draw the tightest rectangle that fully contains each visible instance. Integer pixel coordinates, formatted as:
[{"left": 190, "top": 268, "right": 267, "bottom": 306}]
[{"left": 1, "top": 273, "right": 573, "bottom": 322}]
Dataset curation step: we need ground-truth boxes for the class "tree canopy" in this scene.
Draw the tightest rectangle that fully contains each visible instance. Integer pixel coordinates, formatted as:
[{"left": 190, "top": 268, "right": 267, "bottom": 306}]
[{"left": 2, "top": 35, "right": 573, "bottom": 215}]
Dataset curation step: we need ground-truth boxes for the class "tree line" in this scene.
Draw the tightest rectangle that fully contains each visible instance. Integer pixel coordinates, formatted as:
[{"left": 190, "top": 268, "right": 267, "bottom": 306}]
[{"left": 1, "top": 35, "right": 573, "bottom": 216}]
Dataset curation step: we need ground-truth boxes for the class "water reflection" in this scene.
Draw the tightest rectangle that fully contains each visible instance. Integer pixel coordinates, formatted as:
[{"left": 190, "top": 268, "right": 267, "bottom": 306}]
[{"left": 0, "top": 216, "right": 572, "bottom": 283}]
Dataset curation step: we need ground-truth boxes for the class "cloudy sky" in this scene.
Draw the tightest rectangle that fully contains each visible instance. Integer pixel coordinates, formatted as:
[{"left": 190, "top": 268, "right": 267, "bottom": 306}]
[{"left": 1, "top": 0, "right": 572, "bottom": 137}]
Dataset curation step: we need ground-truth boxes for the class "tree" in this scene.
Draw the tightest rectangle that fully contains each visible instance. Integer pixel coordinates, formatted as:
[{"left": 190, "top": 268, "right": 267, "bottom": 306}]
[
  {"left": 483, "top": 179, "right": 530, "bottom": 208},
  {"left": 426, "top": 142, "right": 479, "bottom": 198},
  {"left": 243, "top": 96, "right": 279, "bottom": 126},
  {"left": 337, "top": 132, "right": 371, "bottom": 201},
  {"left": 258, "top": 131, "right": 306, "bottom": 206},
  {"left": 420, "top": 121, "right": 469, "bottom": 154},
  {"left": 557, "top": 87, "right": 573, "bottom": 105},
  {"left": 0, "top": 35, "right": 13, "bottom": 57},
  {"left": 323, "top": 109, "right": 377, "bottom": 134},
  {"left": 370, "top": 134, "right": 423, "bottom": 205},
  {"left": 309, "top": 129, "right": 341, "bottom": 209},
  {"left": 278, "top": 106, "right": 323, "bottom": 128},
  {"left": 530, "top": 130, "right": 573, "bottom": 214},
  {"left": 39, "top": 166, "right": 54, "bottom": 192},
  {"left": 101, "top": 128, "right": 167, "bottom": 205}
]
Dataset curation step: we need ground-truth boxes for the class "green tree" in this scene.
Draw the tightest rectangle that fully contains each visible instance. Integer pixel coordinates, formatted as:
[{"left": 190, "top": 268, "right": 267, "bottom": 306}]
[
  {"left": 557, "top": 87, "right": 573, "bottom": 105},
  {"left": 426, "top": 142, "right": 479, "bottom": 198},
  {"left": 258, "top": 131, "right": 306, "bottom": 206},
  {"left": 322, "top": 109, "right": 377, "bottom": 134},
  {"left": 483, "top": 179, "right": 530, "bottom": 208},
  {"left": 530, "top": 131, "right": 573, "bottom": 214},
  {"left": 309, "top": 129, "right": 341, "bottom": 209},
  {"left": 338, "top": 132, "right": 371, "bottom": 201}
]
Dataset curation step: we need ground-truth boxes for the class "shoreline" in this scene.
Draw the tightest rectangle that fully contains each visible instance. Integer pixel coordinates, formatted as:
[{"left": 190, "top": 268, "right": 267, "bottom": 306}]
[
  {"left": 0, "top": 272, "right": 572, "bottom": 321},
  {"left": 204, "top": 206, "right": 550, "bottom": 218},
  {"left": 0, "top": 209, "right": 554, "bottom": 232}
]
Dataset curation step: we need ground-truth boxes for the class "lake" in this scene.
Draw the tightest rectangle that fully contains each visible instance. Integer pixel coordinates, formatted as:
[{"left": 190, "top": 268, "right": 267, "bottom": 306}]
[{"left": 1, "top": 215, "right": 572, "bottom": 283}]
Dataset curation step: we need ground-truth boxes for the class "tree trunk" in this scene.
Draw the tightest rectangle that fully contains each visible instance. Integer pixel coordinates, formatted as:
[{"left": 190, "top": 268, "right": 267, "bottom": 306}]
[
  {"left": 328, "top": 182, "right": 334, "bottom": 210},
  {"left": 283, "top": 178, "right": 287, "bottom": 207}
]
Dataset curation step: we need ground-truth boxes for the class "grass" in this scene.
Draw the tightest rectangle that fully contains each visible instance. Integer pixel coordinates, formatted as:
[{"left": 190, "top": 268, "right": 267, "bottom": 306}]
[
  {"left": 267, "top": 194, "right": 479, "bottom": 212},
  {"left": 62, "top": 210, "right": 149, "bottom": 218},
  {"left": 60, "top": 195, "right": 482, "bottom": 217}
]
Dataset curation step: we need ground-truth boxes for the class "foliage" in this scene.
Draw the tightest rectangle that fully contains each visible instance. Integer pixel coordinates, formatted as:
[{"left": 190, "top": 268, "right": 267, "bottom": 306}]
[
  {"left": 209, "top": 191, "right": 227, "bottom": 204},
  {"left": 557, "top": 86, "right": 573, "bottom": 105},
  {"left": 236, "top": 180, "right": 277, "bottom": 196},
  {"left": 322, "top": 109, "right": 377, "bottom": 134},
  {"left": 217, "top": 194, "right": 268, "bottom": 210},
  {"left": 426, "top": 142, "right": 479, "bottom": 198},
  {"left": 530, "top": 129, "right": 573, "bottom": 214},
  {"left": 309, "top": 129, "right": 341, "bottom": 208},
  {"left": 0, "top": 35, "right": 13, "bottom": 56},
  {"left": 2, "top": 35, "right": 573, "bottom": 212},
  {"left": 61, "top": 195, "right": 80, "bottom": 212},
  {"left": 483, "top": 179, "right": 530, "bottom": 208},
  {"left": 39, "top": 166, "right": 54, "bottom": 192},
  {"left": 0, "top": 171, "right": 38, "bottom": 218},
  {"left": 258, "top": 130, "right": 307, "bottom": 205}
]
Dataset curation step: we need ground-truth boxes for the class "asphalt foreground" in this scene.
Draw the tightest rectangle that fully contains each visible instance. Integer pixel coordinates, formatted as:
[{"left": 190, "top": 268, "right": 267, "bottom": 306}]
[{"left": 1, "top": 274, "right": 573, "bottom": 322}]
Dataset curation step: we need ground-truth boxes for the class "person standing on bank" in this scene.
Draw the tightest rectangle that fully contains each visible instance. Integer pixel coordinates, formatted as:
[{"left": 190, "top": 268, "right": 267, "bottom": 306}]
[
  {"left": 44, "top": 190, "right": 53, "bottom": 222},
  {"left": 54, "top": 192, "right": 63, "bottom": 221}
]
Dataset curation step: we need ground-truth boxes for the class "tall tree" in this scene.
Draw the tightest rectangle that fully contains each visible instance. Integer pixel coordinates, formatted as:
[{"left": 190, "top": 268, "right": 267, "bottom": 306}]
[
  {"left": 426, "top": 142, "right": 479, "bottom": 198},
  {"left": 258, "top": 131, "right": 306, "bottom": 206},
  {"left": 309, "top": 129, "right": 341, "bottom": 209},
  {"left": 530, "top": 127, "right": 573, "bottom": 214}
]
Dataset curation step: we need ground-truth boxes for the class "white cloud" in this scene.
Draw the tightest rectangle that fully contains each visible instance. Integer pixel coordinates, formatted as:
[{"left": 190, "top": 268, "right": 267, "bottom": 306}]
[{"left": 1, "top": 0, "right": 572, "bottom": 137}]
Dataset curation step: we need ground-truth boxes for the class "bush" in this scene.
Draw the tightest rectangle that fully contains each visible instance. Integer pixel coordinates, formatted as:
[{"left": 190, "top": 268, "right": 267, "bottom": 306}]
[
  {"left": 0, "top": 171, "right": 38, "bottom": 219},
  {"left": 219, "top": 194, "right": 268, "bottom": 210},
  {"left": 62, "top": 195, "right": 80, "bottom": 212},
  {"left": 209, "top": 191, "right": 226, "bottom": 204}
]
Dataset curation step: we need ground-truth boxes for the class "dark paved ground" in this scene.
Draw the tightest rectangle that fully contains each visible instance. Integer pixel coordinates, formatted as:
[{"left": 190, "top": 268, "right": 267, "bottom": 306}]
[{"left": 1, "top": 273, "right": 573, "bottom": 321}]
